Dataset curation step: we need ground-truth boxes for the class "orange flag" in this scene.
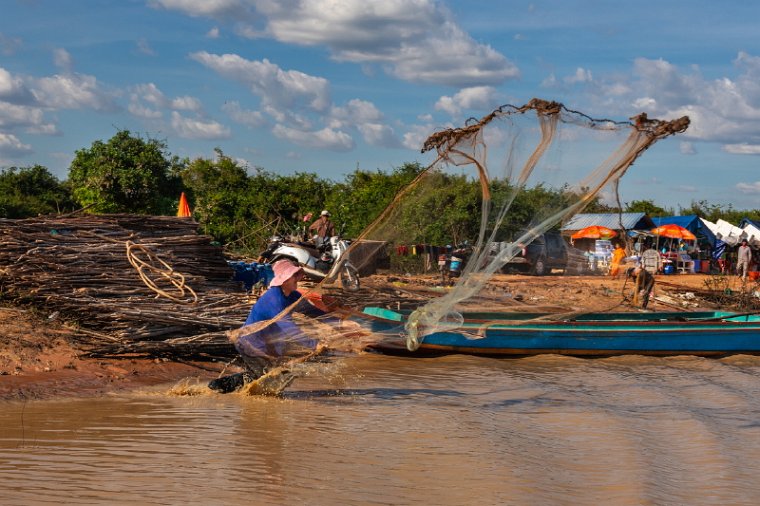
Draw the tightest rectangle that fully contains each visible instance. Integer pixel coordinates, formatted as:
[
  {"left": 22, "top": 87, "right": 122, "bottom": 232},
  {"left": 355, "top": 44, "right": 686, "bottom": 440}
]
[{"left": 177, "top": 192, "right": 191, "bottom": 217}]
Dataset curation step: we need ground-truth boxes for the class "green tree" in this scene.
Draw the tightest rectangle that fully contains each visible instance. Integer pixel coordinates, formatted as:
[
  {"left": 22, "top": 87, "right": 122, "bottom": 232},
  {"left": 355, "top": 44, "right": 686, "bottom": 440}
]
[
  {"left": 0, "top": 165, "right": 74, "bottom": 218},
  {"left": 68, "top": 130, "right": 183, "bottom": 214},
  {"left": 180, "top": 149, "right": 252, "bottom": 244},
  {"left": 331, "top": 162, "right": 425, "bottom": 238},
  {"left": 625, "top": 199, "right": 669, "bottom": 217}
]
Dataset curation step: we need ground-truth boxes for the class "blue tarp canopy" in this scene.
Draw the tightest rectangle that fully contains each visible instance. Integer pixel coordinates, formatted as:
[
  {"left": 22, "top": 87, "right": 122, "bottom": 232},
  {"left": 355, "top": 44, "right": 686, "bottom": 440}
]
[
  {"left": 739, "top": 217, "right": 760, "bottom": 229},
  {"left": 651, "top": 215, "right": 717, "bottom": 247}
]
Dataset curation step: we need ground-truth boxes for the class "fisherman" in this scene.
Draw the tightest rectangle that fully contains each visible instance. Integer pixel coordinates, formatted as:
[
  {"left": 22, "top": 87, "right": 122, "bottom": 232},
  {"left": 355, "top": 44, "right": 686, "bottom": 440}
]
[
  {"left": 209, "top": 259, "right": 328, "bottom": 393},
  {"left": 309, "top": 210, "right": 335, "bottom": 248},
  {"left": 627, "top": 265, "right": 655, "bottom": 309}
]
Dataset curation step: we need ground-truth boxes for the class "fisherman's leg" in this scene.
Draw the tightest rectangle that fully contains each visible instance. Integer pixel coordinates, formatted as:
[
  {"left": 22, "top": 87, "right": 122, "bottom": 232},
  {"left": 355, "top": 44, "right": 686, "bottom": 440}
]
[
  {"left": 208, "top": 355, "right": 273, "bottom": 393},
  {"left": 240, "top": 355, "right": 275, "bottom": 381}
]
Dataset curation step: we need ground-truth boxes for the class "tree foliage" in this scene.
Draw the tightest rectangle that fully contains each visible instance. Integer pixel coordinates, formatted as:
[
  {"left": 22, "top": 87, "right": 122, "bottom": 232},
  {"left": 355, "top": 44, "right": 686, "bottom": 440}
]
[
  {"left": 68, "top": 130, "right": 182, "bottom": 214},
  {"left": 625, "top": 199, "right": 671, "bottom": 217},
  {"left": 4, "top": 131, "right": 760, "bottom": 253},
  {"left": 0, "top": 165, "right": 74, "bottom": 218}
]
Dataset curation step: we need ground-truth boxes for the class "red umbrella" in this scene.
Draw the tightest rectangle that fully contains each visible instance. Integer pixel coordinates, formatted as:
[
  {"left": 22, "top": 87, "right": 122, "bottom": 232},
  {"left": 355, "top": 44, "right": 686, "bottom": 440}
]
[
  {"left": 571, "top": 225, "right": 618, "bottom": 240},
  {"left": 651, "top": 224, "right": 696, "bottom": 241},
  {"left": 177, "top": 192, "right": 192, "bottom": 217}
]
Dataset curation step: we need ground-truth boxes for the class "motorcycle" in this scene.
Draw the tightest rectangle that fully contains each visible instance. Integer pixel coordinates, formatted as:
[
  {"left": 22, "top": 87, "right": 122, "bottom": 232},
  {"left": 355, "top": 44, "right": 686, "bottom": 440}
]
[{"left": 259, "top": 229, "right": 360, "bottom": 291}]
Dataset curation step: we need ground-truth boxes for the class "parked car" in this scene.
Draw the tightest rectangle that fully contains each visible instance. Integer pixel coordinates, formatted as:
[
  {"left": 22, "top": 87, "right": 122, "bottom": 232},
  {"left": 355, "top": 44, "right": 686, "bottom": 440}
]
[{"left": 492, "top": 231, "right": 587, "bottom": 275}]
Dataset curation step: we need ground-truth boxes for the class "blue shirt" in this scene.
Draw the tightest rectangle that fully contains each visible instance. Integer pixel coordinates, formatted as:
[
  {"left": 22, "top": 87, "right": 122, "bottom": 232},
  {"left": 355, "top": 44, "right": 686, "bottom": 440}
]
[{"left": 235, "top": 286, "right": 324, "bottom": 358}]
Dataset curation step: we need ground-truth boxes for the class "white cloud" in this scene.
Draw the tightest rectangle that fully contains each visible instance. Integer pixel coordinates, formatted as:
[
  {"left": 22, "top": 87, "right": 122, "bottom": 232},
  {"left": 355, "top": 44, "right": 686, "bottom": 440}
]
[
  {"left": 137, "top": 38, "right": 156, "bottom": 56},
  {"left": 540, "top": 73, "right": 559, "bottom": 89},
  {"left": 0, "top": 33, "right": 22, "bottom": 56},
  {"left": 53, "top": 48, "right": 73, "bottom": 72},
  {"left": 722, "top": 143, "right": 760, "bottom": 154},
  {"left": 0, "top": 132, "right": 32, "bottom": 156},
  {"left": 402, "top": 122, "right": 437, "bottom": 151},
  {"left": 679, "top": 141, "right": 696, "bottom": 155},
  {"left": 128, "top": 83, "right": 204, "bottom": 119},
  {"left": 170, "top": 111, "right": 231, "bottom": 139},
  {"left": 564, "top": 67, "right": 592, "bottom": 84},
  {"left": 0, "top": 102, "right": 48, "bottom": 130},
  {"left": 206, "top": 26, "right": 220, "bottom": 38},
  {"left": 272, "top": 124, "right": 354, "bottom": 151},
  {"left": 736, "top": 181, "right": 760, "bottom": 194},
  {"left": 328, "top": 99, "right": 399, "bottom": 147},
  {"left": 176, "top": 0, "right": 518, "bottom": 87},
  {"left": 356, "top": 122, "right": 398, "bottom": 148},
  {"left": 134, "top": 83, "right": 166, "bottom": 107},
  {"left": 580, "top": 53, "right": 760, "bottom": 148},
  {"left": 222, "top": 101, "right": 266, "bottom": 127},
  {"left": 191, "top": 52, "right": 331, "bottom": 112},
  {"left": 0, "top": 67, "right": 34, "bottom": 103},
  {"left": 149, "top": 0, "right": 252, "bottom": 19},
  {"left": 32, "top": 73, "right": 116, "bottom": 111},
  {"left": 128, "top": 101, "right": 162, "bottom": 119},
  {"left": 330, "top": 99, "right": 383, "bottom": 125},
  {"left": 25, "top": 123, "right": 59, "bottom": 135},
  {"left": 170, "top": 95, "right": 202, "bottom": 111},
  {"left": 435, "top": 86, "right": 500, "bottom": 116}
]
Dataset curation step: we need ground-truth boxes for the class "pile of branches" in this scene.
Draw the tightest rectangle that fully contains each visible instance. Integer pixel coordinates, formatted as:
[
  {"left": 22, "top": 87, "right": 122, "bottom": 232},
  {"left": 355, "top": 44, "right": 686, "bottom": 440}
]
[{"left": 0, "top": 214, "right": 250, "bottom": 360}]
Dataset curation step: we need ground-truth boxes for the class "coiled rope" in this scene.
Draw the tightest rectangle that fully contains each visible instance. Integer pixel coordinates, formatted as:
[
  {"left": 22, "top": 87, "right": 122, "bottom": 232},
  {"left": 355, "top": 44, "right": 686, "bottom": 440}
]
[{"left": 126, "top": 240, "right": 198, "bottom": 303}]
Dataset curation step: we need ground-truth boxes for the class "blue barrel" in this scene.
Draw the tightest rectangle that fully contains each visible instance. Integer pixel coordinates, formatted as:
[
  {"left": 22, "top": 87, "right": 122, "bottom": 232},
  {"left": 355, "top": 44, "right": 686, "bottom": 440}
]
[
  {"left": 663, "top": 264, "right": 675, "bottom": 275},
  {"left": 228, "top": 261, "right": 275, "bottom": 290}
]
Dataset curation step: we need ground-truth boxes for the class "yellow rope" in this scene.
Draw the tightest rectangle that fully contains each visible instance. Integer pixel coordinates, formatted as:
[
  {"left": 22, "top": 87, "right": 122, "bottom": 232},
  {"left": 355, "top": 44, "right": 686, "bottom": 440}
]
[{"left": 126, "top": 240, "right": 198, "bottom": 304}]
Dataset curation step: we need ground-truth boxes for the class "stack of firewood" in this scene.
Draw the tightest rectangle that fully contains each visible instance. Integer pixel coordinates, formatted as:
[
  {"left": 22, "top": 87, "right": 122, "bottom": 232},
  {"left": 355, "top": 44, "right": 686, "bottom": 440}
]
[{"left": 0, "top": 214, "right": 250, "bottom": 359}]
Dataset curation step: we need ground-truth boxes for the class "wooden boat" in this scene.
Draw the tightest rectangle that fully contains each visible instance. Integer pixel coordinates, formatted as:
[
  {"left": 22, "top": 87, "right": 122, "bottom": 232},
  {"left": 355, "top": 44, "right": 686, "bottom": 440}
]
[{"left": 357, "top": 307, "right": 760, "bottom": 357}]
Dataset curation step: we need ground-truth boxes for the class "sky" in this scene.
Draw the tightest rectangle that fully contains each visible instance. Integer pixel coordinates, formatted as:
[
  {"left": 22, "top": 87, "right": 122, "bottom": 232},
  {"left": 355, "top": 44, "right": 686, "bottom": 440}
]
[{"left": 1, "top": 0, "right": 759, "bottom": 211}]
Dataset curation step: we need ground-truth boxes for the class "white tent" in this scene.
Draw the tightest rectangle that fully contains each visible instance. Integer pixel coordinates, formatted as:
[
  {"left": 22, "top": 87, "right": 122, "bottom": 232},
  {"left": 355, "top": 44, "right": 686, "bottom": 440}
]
[
  {"left": 702, "top": 218, "right": 746, "bottom": 246},
  {"left": 742, "top": 222, "right": 760, "bottom": 248}
]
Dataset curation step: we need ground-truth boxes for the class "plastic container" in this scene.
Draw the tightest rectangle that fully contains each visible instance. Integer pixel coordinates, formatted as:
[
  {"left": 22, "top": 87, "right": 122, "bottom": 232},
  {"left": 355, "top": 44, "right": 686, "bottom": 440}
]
[
  {"left": 701, "top": 261, "right": 711, "bottom": 273},
  {"left": 663, "top": 264, "right": 675, "bottom": 275},
  {"left": 692, "top": 259, "right": 701, "bottom": 273}
]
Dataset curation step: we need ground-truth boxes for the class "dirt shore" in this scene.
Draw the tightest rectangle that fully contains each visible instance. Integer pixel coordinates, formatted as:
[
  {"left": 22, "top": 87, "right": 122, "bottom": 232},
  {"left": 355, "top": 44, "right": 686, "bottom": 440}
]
[
  {"left": 0, "top": 307, "right": 227, "bottom": 400},
  {"left": 0, "top": 271, "right": 751, "bottom": 401}
]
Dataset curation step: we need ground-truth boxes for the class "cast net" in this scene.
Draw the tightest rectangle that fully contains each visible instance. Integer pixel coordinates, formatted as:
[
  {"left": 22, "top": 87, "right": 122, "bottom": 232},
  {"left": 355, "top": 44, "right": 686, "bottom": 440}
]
[{"left": 231, "top": 98, "right": 689, "bottom": 361}]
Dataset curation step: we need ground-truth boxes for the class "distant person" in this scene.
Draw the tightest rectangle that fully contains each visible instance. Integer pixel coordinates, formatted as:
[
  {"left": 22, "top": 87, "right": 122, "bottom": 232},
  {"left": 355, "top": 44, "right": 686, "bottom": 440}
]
[
  {"left": 609, "top": 243, "right": 626, "bottom": 277},
  {"left": 737, "top": 239, "right": 752, "bottom": 280},
  {"left": 628, "top": 266, "right": 655, "bottom": 309},
  {"left": 309, "top": 210, "right": 335, "bottom": 248}
]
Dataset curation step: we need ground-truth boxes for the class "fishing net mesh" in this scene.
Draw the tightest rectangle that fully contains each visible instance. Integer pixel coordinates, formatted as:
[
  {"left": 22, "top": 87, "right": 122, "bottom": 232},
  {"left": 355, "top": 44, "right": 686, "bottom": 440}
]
[{"left": 231, "top": 99, "right": 689, "bottom": 356}]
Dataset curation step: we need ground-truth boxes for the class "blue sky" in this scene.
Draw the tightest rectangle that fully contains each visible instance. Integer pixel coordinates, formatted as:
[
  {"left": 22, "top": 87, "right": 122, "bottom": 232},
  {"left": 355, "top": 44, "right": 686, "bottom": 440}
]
[{"left": 1, "top": 0, "right": 759, "bottom": 210}]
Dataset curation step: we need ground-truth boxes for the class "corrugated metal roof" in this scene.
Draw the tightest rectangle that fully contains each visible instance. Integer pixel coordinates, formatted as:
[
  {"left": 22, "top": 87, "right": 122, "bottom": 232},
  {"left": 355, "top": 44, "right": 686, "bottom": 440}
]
[{"left": 561, "top": 213, "right": 654, "bottom": 232}]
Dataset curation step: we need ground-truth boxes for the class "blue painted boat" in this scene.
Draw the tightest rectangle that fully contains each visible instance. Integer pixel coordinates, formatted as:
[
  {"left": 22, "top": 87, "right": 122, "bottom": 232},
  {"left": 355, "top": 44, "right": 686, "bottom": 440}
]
[{"left": 357, "top": 307, "right": 760, "bottom": 357}]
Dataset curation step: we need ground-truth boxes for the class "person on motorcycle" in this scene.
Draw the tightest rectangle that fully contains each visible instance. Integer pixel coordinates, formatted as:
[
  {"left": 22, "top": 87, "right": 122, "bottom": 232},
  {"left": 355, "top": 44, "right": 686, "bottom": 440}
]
[
  {"left": 309, "top": 210, "right": 335, "bottom": 248},
  {"left": 209, "top": 259, "right": 330, "bottom": 393}
]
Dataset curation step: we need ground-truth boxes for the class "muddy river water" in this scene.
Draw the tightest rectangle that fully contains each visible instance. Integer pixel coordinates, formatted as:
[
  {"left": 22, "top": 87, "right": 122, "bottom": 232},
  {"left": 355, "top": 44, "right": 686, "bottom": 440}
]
[{"left": 2, "top": 353, "right": 760, "bottom": 505}]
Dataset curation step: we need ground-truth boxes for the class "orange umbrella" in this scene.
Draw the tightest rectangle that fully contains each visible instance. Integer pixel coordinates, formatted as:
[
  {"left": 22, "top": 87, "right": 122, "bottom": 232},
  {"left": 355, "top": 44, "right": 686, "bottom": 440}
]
[
  {"left": 571, "top": 225, "right": 618, "bottom": 240},
  {"left": 651, "top": 224, "right": 696, "bottom": 241},
  {"left": 177, "top": 192, "right": 192, "bottom": 217}
]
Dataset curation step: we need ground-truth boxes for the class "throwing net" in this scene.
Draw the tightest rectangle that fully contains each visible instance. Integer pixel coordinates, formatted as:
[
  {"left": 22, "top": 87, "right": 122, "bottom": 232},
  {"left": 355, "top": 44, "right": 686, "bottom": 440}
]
[{"left": 233, "top": 98, "right": 689, "bottom": 358}]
